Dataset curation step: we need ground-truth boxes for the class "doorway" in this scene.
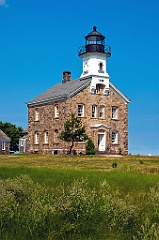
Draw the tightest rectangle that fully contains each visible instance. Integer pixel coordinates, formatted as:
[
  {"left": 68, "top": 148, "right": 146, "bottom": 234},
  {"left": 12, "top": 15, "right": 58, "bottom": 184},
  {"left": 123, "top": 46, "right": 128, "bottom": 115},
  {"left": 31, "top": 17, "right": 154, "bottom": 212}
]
[{"left": 98, "top": 130, "right": 106, "bottom": 151}]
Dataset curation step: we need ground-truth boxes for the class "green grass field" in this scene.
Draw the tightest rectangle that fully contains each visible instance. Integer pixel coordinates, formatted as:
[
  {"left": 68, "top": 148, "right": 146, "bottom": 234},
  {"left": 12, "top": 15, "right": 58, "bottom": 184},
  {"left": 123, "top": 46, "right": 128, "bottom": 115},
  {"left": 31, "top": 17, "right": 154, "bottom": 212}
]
[{"left": 1, "top": 154, "right": 159, "bottom": 239}]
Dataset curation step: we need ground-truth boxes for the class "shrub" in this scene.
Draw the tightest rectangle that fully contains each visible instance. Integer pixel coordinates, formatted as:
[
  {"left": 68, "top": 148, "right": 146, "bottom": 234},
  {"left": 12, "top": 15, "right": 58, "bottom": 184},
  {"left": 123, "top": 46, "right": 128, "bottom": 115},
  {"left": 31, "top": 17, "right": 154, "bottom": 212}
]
[
  {"left": 139, "top": 160, "right": 144, "bottom": 164},
  {"left": 112, "top": 162, "right": 118, "bottom": 168},
  {"left": 118, "top": 148, "right": 122, "bottom": 155},
  {"left": 86, "top": 138, "right": 96, "bottom": 155}
]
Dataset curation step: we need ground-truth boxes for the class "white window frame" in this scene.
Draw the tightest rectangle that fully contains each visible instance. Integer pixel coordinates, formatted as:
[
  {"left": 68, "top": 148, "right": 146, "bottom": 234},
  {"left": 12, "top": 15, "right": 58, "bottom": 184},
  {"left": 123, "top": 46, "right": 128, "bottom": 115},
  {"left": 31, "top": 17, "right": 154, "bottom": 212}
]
[
  {"left": 92, "top": 105, "right": 97, "bottom": 117},
  {"left": 112, "top": 107, "right": 118, "bottom": 119},
  {"left": 78, "top": 104, "right": 84, "bottom": 117},
  {"left": 2, "top": 141, "right": 5, "bottom": 150},
  {"left": 112, "top": 131, "right": 118, "bottom": 144},
  {"left": 20, "top": 140, "right": 24, "bottom": 146},
  {"left": 99, "top": 106, "right": 104, "bottom": 118},
  {"left": 35, "top": 108, "right": 39, "bottom": 121},
  {"left": 55, "top": 105, "right": 59, "bottom": 118},
  {"left": 44, "top": 131, "right": 49, "bottom": 144},
  {"left": 35, "top": 132, "right": 39, "bottom": 144}
]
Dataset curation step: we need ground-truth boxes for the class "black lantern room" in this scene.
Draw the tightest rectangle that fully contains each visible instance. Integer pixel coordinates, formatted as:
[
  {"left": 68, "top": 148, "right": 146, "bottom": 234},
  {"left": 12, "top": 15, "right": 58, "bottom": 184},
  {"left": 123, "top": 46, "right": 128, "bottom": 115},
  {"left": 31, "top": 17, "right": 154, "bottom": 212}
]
[{"left": 79, "top": 26, "right": 111, "bottom": 56}]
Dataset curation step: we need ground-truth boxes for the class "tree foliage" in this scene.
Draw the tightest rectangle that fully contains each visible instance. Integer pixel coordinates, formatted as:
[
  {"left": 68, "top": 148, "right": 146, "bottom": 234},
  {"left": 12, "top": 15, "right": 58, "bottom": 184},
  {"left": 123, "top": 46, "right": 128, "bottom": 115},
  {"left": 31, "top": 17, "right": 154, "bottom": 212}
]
[
  {"left": 59, "top": 114, "right": 88, "bottom": 154},
  {"left": 86, "top": 138, "right": 96, "bottom": 155},
  {"left": 0, "top": 121, "right": 23, "bottom": 151}
]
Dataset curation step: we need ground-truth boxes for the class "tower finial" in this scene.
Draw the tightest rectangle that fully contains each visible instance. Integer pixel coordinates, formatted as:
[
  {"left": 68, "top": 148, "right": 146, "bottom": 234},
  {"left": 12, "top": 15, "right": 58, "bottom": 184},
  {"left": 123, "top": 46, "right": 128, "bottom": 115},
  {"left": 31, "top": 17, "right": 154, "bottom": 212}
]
[{"left": 93, "top": 26, "right": 97, "bottom": 31}]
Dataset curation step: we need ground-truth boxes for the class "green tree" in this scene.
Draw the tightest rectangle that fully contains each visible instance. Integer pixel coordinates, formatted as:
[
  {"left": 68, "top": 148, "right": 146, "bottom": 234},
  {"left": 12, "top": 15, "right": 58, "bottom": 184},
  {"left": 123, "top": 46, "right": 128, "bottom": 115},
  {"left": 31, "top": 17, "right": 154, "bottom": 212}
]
[
  {"left": 0, "top": 121, "right": 23, "bottom": 151},
  {"left": 59, "top": 114, "right": 88, "bottom": 155},
  {"left": 86, "top": 138, "right": 96, "bottom": 155}
]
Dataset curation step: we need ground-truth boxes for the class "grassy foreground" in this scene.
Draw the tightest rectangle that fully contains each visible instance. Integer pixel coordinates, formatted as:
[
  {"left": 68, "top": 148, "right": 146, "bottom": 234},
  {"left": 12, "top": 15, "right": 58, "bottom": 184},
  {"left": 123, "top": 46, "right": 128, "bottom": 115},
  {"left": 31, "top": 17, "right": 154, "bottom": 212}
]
[
  {"left": 1, "top": 153, "right": 159, "bottom": 171},
  {"left": 1, "top": 154, "right": 159, "bottom": 239}
]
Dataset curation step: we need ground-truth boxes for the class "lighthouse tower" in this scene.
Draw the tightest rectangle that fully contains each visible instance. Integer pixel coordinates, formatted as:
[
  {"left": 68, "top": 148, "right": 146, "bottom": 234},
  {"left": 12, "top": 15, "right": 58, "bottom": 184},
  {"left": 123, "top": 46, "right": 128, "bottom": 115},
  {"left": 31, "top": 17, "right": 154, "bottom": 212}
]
[{"left": 78, "top": 26, "right": 111, "bottom": 94}]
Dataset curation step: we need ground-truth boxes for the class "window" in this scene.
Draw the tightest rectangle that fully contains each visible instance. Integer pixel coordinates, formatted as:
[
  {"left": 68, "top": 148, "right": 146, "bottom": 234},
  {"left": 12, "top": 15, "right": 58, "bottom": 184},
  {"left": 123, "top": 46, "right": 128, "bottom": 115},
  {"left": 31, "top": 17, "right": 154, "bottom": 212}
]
[
  {"left": 44, "top": 131, "right": 49, "bottom": 144},
  {"left": 2, "top": 141, "right": 5, "bottom": 150},
  {"left": 92, "top": 105, "right": 97, "bottom": 117},
  {"left": 35, "top": 132, "right": 39, "bottom": 144},
  {"left": 20, "top": 140, "right": 24, "bottom": 146},
  {"left": 112, "top": 131, "right": 118, "bottom": 144},
  {"left": 55, "top": 105, "right": 59, "bottom": 118},
  {"left": 112, "top": 107, "right": 118, "bottom": 119},
  {"left": 96, "top": 84, "right": 104, "bottom": 94},
  {"left": 78, "top": 104, "right": 84, "bottom": 117},
  {"left": 99, "top": 106, "right": 104, "bottom": 118},
  {"left": 98, "top": 62, "right": 104, "bottom": 72},
  {"left": 35, "top": 108, "right": 39, "bottom": 121}
]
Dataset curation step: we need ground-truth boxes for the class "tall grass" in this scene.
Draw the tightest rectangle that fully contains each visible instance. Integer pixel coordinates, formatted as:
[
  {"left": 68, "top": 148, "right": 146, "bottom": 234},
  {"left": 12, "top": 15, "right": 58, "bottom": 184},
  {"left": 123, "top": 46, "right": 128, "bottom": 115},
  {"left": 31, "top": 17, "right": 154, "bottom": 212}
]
[
  {"left": 0, "top": 166, "right": 159, "bottom": 192},
  {"left": 1, "top": 174, "right": 159, "bottom": 240},
  {"left": 1, "top": 154, "right": 159, "bottom": 239}
]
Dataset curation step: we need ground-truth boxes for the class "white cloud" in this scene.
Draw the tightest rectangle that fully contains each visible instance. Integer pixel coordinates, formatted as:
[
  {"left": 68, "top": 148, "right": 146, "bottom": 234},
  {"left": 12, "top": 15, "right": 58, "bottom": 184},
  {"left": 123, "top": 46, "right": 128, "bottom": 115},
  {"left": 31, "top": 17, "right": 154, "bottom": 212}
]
[{"left": 0, "top": 0, "right": 9, "bottom": 7}]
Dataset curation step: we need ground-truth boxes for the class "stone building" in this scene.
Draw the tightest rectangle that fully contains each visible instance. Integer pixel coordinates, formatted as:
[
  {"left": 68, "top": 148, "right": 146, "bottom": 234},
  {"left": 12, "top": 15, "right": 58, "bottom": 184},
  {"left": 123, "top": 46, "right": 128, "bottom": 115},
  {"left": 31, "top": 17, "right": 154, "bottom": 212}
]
[{"left": 27, "top": 27, "right": 130, "bottom": 155}]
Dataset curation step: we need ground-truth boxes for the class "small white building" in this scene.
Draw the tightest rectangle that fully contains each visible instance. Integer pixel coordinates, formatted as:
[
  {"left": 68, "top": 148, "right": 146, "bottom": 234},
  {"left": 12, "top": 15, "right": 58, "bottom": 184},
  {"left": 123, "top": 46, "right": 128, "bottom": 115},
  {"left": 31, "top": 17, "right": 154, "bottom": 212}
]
[{"left": 0, "top": 129, "right": 11, "bottom": 154}]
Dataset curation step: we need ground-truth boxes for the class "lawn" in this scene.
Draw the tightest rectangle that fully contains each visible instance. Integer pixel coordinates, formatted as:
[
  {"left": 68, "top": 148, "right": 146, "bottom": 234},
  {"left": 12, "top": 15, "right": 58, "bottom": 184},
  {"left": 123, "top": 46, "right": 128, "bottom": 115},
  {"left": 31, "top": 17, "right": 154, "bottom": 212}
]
[
  {"left": 0, "top": 154, "right": 159, "bottom": 172},
  {"left": 0, "top": 154, "right": 159, "bottom": 239}
]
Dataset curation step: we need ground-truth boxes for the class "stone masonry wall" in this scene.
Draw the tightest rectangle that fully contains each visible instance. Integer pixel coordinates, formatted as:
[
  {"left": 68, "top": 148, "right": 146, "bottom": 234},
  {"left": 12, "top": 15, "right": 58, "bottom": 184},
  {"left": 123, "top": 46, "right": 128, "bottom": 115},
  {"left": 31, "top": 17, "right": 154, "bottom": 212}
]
[{"left": 27, "top": 83, "right": 128, "bottom": 155}]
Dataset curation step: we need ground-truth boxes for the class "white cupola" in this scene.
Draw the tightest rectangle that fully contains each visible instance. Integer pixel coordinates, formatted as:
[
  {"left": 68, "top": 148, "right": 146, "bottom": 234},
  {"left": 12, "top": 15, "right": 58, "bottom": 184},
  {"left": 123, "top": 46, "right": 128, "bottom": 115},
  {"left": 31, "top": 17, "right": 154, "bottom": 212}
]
[{"left": 78, "top": 26, "right": 111, "bottom": 79}]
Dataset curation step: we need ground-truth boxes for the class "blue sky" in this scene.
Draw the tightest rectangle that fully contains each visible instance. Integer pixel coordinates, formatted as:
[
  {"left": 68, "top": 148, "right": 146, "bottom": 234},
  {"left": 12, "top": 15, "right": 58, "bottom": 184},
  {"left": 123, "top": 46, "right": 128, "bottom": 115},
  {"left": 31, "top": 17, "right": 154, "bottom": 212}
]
[{"left": 0, "top": 0, "right": 159, "bottom": 155}]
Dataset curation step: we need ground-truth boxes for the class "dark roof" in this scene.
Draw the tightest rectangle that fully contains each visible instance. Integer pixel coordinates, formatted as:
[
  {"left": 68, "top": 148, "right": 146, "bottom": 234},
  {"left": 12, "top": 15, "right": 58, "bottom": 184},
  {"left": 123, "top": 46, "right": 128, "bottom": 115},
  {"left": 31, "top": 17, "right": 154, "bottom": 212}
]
[
  {"left": 0, "top": 129, "right": 11, "bottom": 142},
  {"left": 27, "top": 78, "right": 91, "bottom": 106},
  {"left": 85, "top": 26, "right": 105, "bottom": 40}
]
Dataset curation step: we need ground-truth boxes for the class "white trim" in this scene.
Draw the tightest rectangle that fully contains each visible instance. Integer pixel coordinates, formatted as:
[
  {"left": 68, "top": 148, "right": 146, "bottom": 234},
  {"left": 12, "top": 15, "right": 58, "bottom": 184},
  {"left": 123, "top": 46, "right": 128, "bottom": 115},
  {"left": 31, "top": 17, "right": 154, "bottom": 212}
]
[
  {"left": 20, "top": 139, "right": 24, "bottom": 146},
  {"left": 78, "top": 104, "right": 84, "bottom": 117},
  {"left": 55, "top": 105, "right": 59, "bottom": 118},
  {"left": 109, "top": 82, "right": 130, "bottom": 103},
  {"left": 90, "top": 124, "right": 110, "bottom": 129},
  {"left": 35, "top": 132, "right": 39, "bottom": 144},
  {"left": 98, "top": 130, "right": 106, "bottom": 151},
  {"left": 112, "top": 131, "right": 118, "bottom": 144},
  {"left": 99, "top": 106, "right": 104, "bottom": 118},
  {"left": 2, "top": 141, "right": 5, "bottom": 150},
  {"left": 92, "top": 105, "right": 97, "bottom": 117},
  {"left": 44, "top": 131, "right": 49, "bottom": 144},
  {"left": 112, "top": 106, "right": 118, "bottom": 119},
  {"left": 35, "top": 108, "right": 39, "bottom": 121}
]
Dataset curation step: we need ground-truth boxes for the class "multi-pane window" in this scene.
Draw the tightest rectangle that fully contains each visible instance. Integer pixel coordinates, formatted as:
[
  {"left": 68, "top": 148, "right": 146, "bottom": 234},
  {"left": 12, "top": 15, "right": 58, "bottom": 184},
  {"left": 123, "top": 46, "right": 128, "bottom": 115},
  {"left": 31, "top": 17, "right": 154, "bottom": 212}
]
[
  {"left": 112, "top": 131, "right": 118, "bottom": 144},
  {"left": 78, "top": 104, "right": 84, "bottom": 117},
  {"left": 55, "top": 105, "right": 59, "bottom": 118},
  {"left": 112, "top": 107, "right": 118, "bottom": 119},
  {"left": 2, "top": 141, "right": 5, "bottom": 150},
  {"left": 92, "top": 105, "right": 97, "bottom": 117},
  {"left": 35, "top": 108, "right": 39, "bottom": 121},
  {"left": 44, "top": 131, "right": 49, "bottom": 144},
  {"left": 35, "top": 132, "right": 39, "bottom": 144},
  {"left": 99, "top": 106, "right": 104, "bottom": 118}
]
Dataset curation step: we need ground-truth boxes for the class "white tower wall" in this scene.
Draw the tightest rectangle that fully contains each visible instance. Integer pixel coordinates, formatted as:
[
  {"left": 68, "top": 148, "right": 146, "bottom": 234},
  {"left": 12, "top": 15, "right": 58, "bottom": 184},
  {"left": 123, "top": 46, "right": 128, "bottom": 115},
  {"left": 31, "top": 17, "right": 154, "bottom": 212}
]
[{"left": 80, "top": 53, "right": 109, "bottom": 78}]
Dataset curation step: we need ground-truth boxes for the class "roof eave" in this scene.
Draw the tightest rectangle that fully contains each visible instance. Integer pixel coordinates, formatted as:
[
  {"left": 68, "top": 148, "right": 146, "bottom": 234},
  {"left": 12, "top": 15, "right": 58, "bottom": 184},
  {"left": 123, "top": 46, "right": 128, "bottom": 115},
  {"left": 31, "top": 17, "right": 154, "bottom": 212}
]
[
  {"left": 109, "top": 82, "right": 131, "bottom": 104},
  {"left": 26, "top": 94, "right": 68, "bottom": 107},
  {"left": 26, "top": 79, "right": 91, "bottom": 107},
  {"left": 68, "top": 79, "right": 91, "bottom": 98}
]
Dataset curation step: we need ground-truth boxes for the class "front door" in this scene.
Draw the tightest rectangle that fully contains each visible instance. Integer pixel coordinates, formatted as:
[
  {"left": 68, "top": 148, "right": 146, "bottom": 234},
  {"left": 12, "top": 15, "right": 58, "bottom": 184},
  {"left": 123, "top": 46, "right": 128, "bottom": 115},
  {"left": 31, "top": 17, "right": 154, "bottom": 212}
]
[{"left": 98, "top": 131, "right": 106, "bottom": 151}]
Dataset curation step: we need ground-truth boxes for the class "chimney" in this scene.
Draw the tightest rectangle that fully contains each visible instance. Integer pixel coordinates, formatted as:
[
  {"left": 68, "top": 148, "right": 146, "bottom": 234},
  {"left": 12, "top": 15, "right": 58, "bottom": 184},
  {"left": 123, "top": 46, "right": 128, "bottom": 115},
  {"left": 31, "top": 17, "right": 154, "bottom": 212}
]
[{"left": 62, "top": 70, "right": 71, "bottom": 83}]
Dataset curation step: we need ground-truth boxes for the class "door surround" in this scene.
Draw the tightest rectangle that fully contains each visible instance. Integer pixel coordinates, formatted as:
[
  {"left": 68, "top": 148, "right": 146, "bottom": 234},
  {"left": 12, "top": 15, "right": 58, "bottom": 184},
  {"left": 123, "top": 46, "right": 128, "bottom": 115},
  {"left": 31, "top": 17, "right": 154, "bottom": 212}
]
[{"left": 98, "top": 130, "right": 106, "bottom": 151}]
